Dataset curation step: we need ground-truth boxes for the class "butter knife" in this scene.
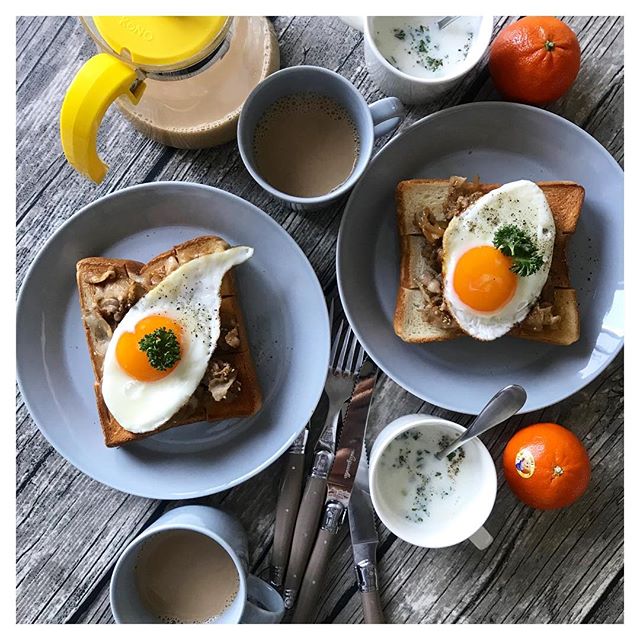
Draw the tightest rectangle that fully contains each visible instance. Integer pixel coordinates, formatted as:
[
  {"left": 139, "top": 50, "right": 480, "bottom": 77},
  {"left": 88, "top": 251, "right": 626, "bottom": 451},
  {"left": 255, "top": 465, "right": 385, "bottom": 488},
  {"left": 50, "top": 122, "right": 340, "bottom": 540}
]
[
  {"left": 349, "top": 451, "right": 384, "bottom": 623},
  {"left": 270, "top": 426, "right": 309, "bottom": 589},
  {"left": 292, "top": 360, "right": 379, "bottom": 623}
]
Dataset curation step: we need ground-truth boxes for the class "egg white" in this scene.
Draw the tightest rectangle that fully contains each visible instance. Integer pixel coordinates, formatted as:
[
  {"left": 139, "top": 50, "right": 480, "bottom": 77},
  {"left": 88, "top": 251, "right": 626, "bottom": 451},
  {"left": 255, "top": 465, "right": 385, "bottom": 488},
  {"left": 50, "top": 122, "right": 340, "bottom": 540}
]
[
  {"left": 442, "top": 180, "right": 555, "bottom": 341},
  {"left": 101, "top": 246, "right": 253, "bottom": 433}
]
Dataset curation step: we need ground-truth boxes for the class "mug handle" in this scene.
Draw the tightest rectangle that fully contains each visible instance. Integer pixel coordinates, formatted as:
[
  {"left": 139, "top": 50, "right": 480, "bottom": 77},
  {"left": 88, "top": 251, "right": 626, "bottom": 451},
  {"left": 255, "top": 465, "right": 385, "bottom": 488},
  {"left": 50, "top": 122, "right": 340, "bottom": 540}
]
[
  {"left": 241, "top": 574, "right": 285, "bottom": 624},
  {"left": 369, "top": 97, "right": 405, "bottom": 139},
  {"left": 468, "top": 526, "right": 494, "bottom": 550}
]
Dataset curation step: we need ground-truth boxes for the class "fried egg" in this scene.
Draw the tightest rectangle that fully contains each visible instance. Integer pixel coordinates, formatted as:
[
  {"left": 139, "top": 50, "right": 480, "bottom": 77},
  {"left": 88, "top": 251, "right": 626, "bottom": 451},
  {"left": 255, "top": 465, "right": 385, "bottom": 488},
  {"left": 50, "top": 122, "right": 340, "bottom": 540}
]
[
  {"left": 101, "top": 246, "right": 253, "bottom": 433},
  {"left": 442, "top": 180, "right": 555, "bottom": 341}
]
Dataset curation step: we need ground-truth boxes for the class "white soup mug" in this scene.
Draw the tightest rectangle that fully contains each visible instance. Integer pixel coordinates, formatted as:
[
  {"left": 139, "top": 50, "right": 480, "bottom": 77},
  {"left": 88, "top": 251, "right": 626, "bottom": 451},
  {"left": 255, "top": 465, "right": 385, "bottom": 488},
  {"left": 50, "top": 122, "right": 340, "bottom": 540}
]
[
  {"left": 341, "top": 16, "right": 494, "bottom": 105},
  {"left": 369, "top": 414, "right": 496, "bottom": 549}
]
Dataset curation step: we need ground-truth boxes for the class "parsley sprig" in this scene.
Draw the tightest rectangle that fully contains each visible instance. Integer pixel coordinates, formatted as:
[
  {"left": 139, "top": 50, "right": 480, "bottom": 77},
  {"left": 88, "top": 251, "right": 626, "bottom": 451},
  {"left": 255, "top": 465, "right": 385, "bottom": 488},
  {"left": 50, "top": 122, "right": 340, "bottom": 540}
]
[
  {"left": 138, "top": 327, "right": 181, "bottom": 371},
  {"left": 493, "top": 225, "right": 544, "bottom": 277}
]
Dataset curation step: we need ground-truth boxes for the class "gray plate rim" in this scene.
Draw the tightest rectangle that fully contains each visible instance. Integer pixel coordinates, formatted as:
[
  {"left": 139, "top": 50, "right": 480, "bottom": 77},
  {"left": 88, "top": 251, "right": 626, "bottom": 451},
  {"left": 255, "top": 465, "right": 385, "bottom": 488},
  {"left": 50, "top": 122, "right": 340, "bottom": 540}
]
[
  {"left": 17, "top": 181, "right": 329, "bottom": 498},
  {"left": 337, "top": 101, "right": 623, "bottom": 414}
]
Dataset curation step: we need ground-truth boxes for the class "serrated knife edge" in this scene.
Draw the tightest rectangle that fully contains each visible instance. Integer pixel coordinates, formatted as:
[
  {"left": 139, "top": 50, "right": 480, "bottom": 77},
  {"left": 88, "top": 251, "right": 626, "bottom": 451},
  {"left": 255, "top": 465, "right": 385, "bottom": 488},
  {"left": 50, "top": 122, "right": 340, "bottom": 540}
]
[{"left": 326, "top": 359, "right": 378, "bottom": 502}]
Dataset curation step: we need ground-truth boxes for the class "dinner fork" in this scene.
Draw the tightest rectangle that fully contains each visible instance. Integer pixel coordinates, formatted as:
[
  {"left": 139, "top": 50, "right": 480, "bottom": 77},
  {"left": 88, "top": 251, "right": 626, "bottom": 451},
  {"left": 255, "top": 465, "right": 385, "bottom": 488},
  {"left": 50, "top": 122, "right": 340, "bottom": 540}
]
[{"left": 282, "top": 300, "right": 365, "bottom": 609}]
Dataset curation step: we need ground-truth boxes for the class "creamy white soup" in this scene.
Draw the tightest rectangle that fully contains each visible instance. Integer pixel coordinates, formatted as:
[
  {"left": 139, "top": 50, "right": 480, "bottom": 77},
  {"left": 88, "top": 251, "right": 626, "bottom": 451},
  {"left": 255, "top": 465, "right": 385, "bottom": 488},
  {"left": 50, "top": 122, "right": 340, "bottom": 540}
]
[
  {"left": 372, "top": 16, "right": 482, "bottom": 78},
  {"left": 377, "top": 426, "right": 477, "bottom": 532}
]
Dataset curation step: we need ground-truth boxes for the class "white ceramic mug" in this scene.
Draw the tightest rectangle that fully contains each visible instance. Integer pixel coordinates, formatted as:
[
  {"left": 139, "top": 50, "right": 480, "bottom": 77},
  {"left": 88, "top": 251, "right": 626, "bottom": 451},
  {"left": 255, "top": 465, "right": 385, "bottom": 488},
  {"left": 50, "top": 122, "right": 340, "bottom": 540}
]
[
  {"left": 110, "top": 505, "right": 284, "bottom": 624},
  {"left": 341, "top": 16, "right": 494, "bottom": 105},
  {"left": 369, "top": 414, "right": 496, "bottom": 549}
]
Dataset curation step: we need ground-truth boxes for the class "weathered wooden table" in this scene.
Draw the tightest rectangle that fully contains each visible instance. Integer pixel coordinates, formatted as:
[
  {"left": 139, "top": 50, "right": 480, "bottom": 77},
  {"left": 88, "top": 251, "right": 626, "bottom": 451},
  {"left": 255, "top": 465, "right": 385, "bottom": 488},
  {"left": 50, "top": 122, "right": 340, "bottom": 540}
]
[{"left": 16, "top": 16, "right": 623, "bottom": 624}]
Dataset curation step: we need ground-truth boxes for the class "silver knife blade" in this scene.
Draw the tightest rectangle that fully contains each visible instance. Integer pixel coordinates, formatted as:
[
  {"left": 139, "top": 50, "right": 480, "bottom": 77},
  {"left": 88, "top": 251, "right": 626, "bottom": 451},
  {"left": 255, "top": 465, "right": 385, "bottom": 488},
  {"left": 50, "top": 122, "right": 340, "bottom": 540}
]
[
  {"left": 349, "top": 451, "right": 380, "bottom": 596},
  {"left": 326, "top": 359, "right": 378, "bottom": 507},
  {"left": 349, "top": 453, "right": 378, "bottom": 548}
]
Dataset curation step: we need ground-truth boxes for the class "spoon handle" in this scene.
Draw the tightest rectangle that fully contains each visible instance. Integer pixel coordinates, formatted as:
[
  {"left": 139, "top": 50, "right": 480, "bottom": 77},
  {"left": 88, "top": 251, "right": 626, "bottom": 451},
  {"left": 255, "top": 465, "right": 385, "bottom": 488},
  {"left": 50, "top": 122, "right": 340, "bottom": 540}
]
[
  {"left": 437, "top": 385, "right": 527, "bottom": 460},
  {"left": 437, "top": 16, "right": 460, "bottom": 30}
]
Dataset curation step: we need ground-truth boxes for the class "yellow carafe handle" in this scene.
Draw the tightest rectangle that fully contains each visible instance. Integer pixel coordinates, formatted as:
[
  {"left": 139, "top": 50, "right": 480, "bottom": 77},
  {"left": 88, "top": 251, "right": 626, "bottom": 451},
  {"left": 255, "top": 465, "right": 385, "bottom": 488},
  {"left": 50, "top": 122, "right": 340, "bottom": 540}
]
[{"left": 60, "top": 53, "right": 145, "bottom": 183}]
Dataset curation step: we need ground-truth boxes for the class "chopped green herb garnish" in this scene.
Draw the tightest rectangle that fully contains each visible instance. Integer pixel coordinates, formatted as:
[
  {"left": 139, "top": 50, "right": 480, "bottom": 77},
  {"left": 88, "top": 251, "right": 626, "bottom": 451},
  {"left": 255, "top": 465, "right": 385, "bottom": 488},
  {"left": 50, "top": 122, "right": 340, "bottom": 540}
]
[
  {"left": 424, "top": 56, "right": 443, "bottom": 71},
  {"left": 393, "top": 28, "right": 406, "bottom": 40},
  {"left": 138, "top": 326, "right": 181, "bottom": 371}
]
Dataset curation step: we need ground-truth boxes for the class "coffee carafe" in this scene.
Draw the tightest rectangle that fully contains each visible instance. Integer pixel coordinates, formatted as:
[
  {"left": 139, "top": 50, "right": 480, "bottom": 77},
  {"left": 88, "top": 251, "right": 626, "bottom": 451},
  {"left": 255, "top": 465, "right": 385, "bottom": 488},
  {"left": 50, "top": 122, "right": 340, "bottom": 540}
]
[{"left": 60, "top": 16, "right": 279, "bottom": 183}]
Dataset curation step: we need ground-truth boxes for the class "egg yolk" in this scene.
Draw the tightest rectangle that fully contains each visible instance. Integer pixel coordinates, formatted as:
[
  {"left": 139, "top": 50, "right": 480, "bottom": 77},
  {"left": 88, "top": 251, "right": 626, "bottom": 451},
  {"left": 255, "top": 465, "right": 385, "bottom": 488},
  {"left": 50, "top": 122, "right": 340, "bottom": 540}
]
[
  {"left": 453, "top": 246, "right": 517, "bottom": 312},
  {"left": 116, "top": 315, "right": 183, "bottom": 382}
]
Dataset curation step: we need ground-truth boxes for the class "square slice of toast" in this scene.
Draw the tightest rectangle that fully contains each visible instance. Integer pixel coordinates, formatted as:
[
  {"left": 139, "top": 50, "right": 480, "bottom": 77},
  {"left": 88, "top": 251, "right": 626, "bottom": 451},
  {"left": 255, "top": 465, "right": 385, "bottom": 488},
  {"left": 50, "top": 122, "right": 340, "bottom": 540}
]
[
  {"left": 394, "top": 179, "right": 584, "bottom": 345},
  {"left": 76, "top": 236, "right": 262, "bottom": 447}
]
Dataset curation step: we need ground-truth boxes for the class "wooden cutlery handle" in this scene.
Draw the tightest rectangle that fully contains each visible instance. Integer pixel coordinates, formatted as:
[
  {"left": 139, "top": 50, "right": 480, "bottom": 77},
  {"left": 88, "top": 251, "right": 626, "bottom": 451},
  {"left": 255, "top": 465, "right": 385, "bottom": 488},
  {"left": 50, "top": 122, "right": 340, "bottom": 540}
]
[
  {"left": 282, "top": 474, "right": 327, "bottom": 608},
  {"left": 291, "top": 501, "right": 344, "bottom": 623},
  {"left": 356, "top": 559, "right": 384, "bottom": 623},
  {"left": 362, "top": 590, "right": 385, "bottom": 624},
  {"left": 270, "top": 451, "right": 305, "bottom": 588}
]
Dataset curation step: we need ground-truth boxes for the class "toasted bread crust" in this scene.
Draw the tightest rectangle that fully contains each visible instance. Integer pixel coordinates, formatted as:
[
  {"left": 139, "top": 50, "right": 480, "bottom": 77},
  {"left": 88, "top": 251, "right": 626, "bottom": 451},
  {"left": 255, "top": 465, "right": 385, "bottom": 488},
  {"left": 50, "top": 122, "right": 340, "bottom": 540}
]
[
  {"left": 77, "top": 236, "right": 262, "bottom": 447},
  {"left": 394, "top": 179, "right": 583, "bottom": 345}
]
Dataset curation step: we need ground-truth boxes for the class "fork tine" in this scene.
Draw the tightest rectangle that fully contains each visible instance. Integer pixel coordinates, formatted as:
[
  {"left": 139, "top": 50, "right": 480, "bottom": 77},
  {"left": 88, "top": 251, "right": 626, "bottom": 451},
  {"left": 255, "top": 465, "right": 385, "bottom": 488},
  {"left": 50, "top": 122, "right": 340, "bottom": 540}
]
[
  {"left": 330, "top": 319, "right": 344, "bottom": 369},
  {"left": 328, "top": 298, "right": 334, "bottom": 329},
  {"left": 345, "top": 328, "right": 359, "bottom": 374},
  {"left": 355, "top": 344, "right": 366, "bottom": 371},
  {"left": 337, "top": 324, "right": 352, "bottom": 373}
]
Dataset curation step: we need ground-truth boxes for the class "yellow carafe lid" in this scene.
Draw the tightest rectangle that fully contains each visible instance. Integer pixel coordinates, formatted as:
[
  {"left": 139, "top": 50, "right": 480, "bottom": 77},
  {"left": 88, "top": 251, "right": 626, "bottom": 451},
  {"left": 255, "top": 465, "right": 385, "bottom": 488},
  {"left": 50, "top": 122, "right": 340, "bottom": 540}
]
[
  {"left": 92, "top": 16, "right": 229, "bottom": 68},
  {"left": 61, "top": 16, "right": 231, "bottom": 183}
]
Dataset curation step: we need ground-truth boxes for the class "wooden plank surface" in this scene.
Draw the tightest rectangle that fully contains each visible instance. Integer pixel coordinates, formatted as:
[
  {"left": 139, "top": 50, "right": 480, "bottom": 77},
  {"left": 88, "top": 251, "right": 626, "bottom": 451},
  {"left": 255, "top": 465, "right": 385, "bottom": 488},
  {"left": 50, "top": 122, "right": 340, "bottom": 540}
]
[{"left": 16, "top": 16, "right": 624, "bottom": 624}]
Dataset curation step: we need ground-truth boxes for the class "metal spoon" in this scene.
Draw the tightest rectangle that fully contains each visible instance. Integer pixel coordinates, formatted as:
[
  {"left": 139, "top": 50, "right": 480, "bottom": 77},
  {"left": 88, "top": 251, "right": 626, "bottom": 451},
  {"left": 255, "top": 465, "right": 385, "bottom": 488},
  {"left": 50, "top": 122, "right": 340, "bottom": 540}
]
[
  {"left": 436, "top": 385, "right": 527, "bottom": 460},
  {"left": 437, "top": 16, "right": 460, "bottom": 31}
]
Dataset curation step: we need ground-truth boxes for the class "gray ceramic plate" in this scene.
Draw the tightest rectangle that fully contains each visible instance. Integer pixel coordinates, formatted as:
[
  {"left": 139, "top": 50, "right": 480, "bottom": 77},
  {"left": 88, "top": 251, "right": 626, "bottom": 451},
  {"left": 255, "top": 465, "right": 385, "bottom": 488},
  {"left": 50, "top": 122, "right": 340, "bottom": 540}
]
[
  {"left": 17, "top": 183, "right": 329, "bottom": 499},
  {"left": 337, "top": 102, "right": 623, "bottom": 414}
]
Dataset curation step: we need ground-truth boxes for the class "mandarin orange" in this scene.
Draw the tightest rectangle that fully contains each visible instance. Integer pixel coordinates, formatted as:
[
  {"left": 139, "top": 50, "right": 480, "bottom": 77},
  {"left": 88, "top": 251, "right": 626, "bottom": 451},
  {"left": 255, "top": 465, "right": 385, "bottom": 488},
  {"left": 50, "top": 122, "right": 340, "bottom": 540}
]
[
  {"left": 489, "top": 17, "right": 580, "bottom": 104},
  {"left": 503, "top": 422, "right": 590, "bottom": 509}
]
